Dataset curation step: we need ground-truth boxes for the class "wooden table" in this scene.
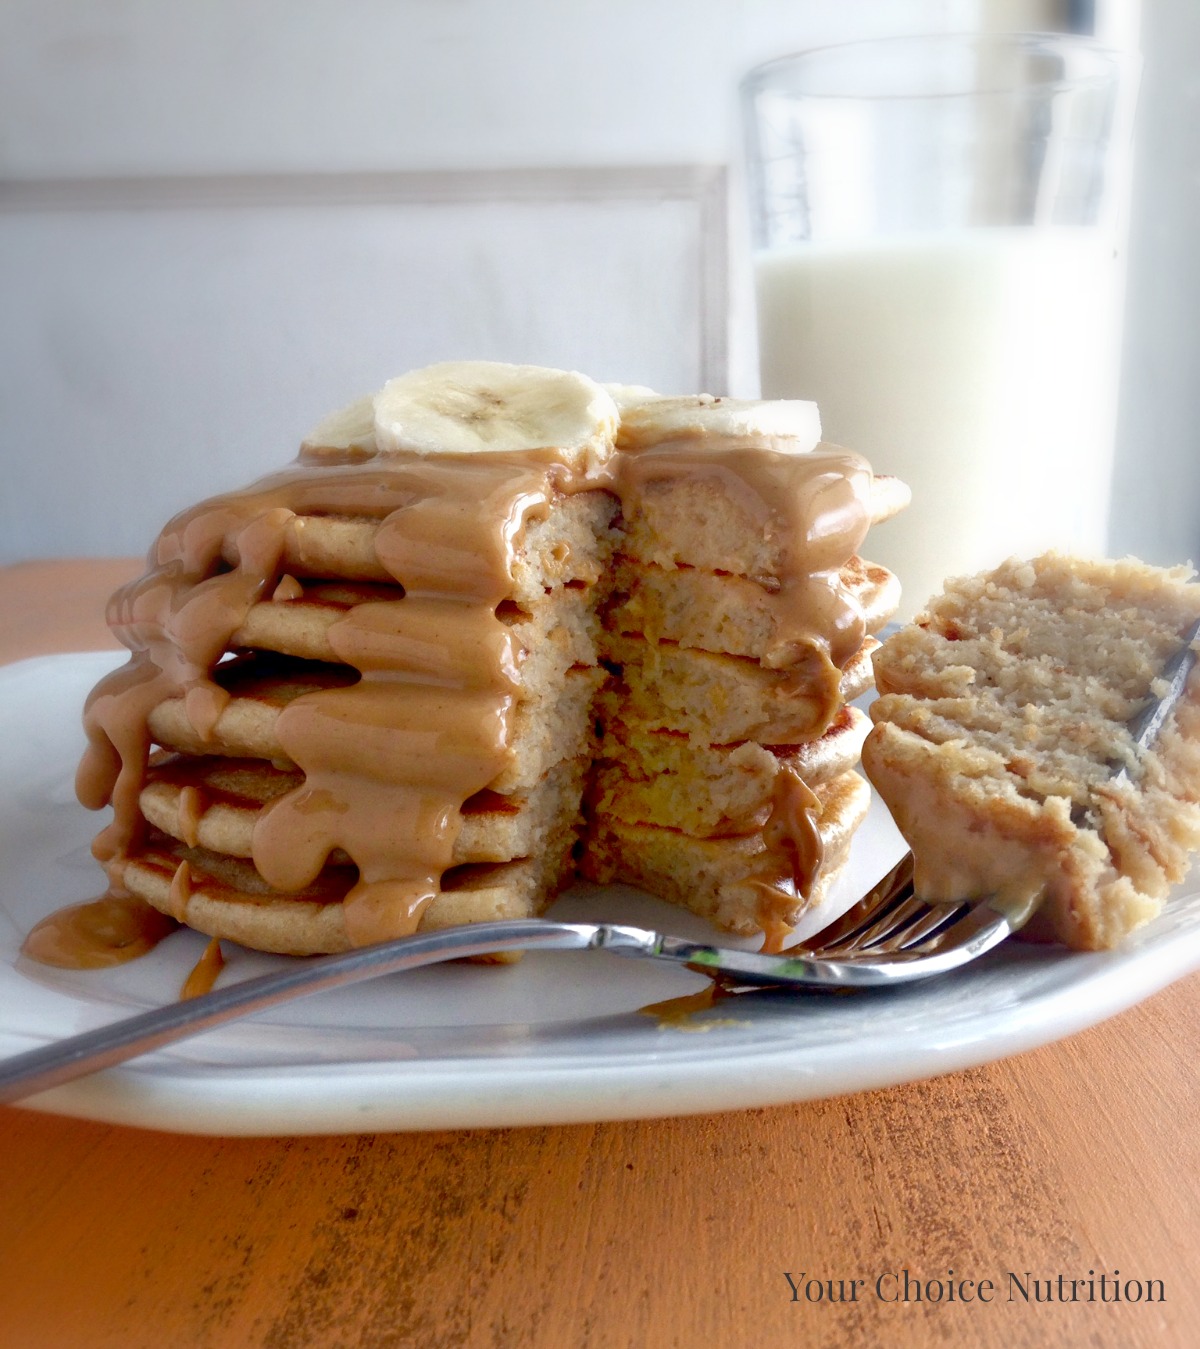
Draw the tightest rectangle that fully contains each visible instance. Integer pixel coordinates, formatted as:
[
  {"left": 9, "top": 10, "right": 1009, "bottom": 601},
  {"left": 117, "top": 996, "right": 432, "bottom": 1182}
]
[{"left": 1, "top": 559, "right": 1196, "bottom": 1349}]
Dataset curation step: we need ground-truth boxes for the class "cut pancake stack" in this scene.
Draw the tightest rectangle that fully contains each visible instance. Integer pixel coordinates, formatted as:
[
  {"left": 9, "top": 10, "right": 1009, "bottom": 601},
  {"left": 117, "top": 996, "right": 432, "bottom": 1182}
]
[
  {"left": 80, "top": 363, "right": 628, "bottom": 955},
  {"left": 583, "top": 395, "right": 907, "bottom": 942},
  {"left": 77, "top": 362, "right": 908, "bottom": 956},
  {"left": 104, "top": 486, "right": 621, "bottom": 955}
]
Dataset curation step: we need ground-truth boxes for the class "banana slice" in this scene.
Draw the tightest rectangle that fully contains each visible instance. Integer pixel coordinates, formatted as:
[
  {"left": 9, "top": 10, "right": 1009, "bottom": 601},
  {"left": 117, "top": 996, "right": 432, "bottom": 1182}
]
[
  {"left": 603, "top": 382, "right": 660, "bottom": 413},
  {"left": 617, "top": 393, "right": 821, "bottom": 453},
  {"left": 374, "top": 361, "right": 619, "bottom": 472},
  {"left": 300, "top": 395, "right": 377, "bottom": 459}
]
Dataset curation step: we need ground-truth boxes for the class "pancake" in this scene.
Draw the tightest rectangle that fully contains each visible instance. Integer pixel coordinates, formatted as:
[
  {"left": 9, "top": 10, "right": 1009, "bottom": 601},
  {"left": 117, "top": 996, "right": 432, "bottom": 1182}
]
[
  {"left": 590, "top": 707, "right": 871, "bottom": 837},
  {"left": 231, "top": 582, "right": 600, "bottom": 670},
  {"left": 119, "top": 829, "right": 579, "bottom": 955},
  {"left": 613, "top": 451, "right": 907, "bottom": 578},
  {"left": 597, "top": 633, "right": 878, "bottom": 743},
  {"left": 145, "top": 655, "right": 606, "bottom": 794},
  {"left": 584, "top": 771, "right": 872, "bottom": 938},
  {"left": 264, "top": 487, "right": 620, "bottom": 596},
  {"left": 602, "top": 555, "right": 897, "bottom": 661},
  {"left": 139, "top": 754, "right": 590, "bottom": 866}
]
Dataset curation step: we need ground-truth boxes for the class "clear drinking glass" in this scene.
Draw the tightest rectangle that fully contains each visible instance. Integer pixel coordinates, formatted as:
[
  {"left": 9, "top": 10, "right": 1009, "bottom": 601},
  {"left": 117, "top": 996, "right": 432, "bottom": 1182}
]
[{"left": 742, "top": 33, "right": 1136, "bottom": 619}]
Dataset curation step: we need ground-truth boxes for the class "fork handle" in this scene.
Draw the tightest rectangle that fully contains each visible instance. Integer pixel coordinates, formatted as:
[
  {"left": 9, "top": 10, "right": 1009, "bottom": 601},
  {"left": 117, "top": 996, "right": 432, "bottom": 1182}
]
[{"left": 1, "top": 920, "right": 659, "bottom": 1106}]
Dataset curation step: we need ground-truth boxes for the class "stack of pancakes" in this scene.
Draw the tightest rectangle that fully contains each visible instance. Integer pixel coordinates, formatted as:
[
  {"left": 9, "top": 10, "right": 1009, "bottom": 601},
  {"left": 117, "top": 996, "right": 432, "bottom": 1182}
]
[
  {"left": 77, "top": 363, "right": 907, "bottom": 955},
  {"left": 101, "top": 490, "right": 620, "bottom": 955}
]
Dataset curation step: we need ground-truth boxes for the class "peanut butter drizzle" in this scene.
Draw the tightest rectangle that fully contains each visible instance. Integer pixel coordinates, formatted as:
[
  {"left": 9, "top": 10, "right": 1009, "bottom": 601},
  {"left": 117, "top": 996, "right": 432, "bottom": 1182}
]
[
  {"left": 177, "top": 786, "right": 204, "bottom": 848},
  {"left": 168, "top": 859, "right": 193, "bottom": 921},
  {"left": 638, "top": 981, "right": 724, "bottom": 1023},
  {"left": 62, "top": 431, "right": 873, "bottom": 958},
  {"left": 271, "top": 573, "right": 304, "bottom": 602},
  {"left": 21, "top": 893, "right": 178, "bottom": 969},
  {"left": 750, "top": 769, "right": 827, "bottom": 953},
  {"left": 637, "top": 974, "right": 754, "bottom": 1028},
  {"left": 180, "top": 937, "right": 225, "bottom": 999}
]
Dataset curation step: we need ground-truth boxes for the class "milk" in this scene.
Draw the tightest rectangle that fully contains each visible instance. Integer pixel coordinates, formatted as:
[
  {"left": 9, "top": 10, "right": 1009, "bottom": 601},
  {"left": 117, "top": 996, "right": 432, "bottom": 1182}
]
[{"left": 755, "top": 230, "right": 1122, "bottom": 620}]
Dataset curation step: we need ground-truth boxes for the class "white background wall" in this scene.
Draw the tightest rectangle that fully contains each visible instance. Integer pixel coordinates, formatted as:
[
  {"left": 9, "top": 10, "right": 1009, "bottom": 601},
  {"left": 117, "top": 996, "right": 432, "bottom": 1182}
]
[{"left": 1, "top": 0, "right": 1195, "bottom": 566}]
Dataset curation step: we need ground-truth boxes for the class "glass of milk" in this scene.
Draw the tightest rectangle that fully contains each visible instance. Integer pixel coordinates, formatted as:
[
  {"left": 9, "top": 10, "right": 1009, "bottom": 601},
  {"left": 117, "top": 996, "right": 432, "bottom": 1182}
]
[{"left": 742, "top": 33, "right": 1136, "bottom": 619}]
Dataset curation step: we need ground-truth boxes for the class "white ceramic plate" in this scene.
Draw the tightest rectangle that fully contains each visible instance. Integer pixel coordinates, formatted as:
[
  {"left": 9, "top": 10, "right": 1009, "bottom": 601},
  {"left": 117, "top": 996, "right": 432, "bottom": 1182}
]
[{"left": 3, "top": 652, "right": 1199, "bottom": 1136}]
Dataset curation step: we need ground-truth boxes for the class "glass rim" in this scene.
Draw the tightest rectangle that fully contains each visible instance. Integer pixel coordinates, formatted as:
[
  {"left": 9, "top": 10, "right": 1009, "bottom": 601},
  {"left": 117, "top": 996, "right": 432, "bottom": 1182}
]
[{"left": 740, "top": 31, "right": 1130, "bottom": 104}]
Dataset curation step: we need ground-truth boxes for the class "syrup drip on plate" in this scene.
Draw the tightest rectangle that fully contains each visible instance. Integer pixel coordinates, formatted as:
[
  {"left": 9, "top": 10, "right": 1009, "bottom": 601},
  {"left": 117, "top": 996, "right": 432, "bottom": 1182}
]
[
  {"left": 21, "top": 893, "right": 178, "bottom": 969},
  {"left": 180, "top": 937, "right": 225, "bottom": 1000}
]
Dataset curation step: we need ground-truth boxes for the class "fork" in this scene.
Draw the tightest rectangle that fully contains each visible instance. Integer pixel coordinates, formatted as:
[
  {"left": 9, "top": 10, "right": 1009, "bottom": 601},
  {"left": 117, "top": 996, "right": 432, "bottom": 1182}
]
[
  {"left": 2, "top": 617, "right": 1197, "bottom": 1105},
  {"left": 0, "top": 862, "right": 1012, "bottom": 1107}
]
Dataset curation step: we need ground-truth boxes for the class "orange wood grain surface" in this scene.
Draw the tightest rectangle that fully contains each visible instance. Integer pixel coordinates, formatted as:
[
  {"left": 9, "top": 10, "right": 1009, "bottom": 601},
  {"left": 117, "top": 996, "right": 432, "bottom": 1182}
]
[{"left": 1, "top": 559, "right": 1197, "bottom": 1349}]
